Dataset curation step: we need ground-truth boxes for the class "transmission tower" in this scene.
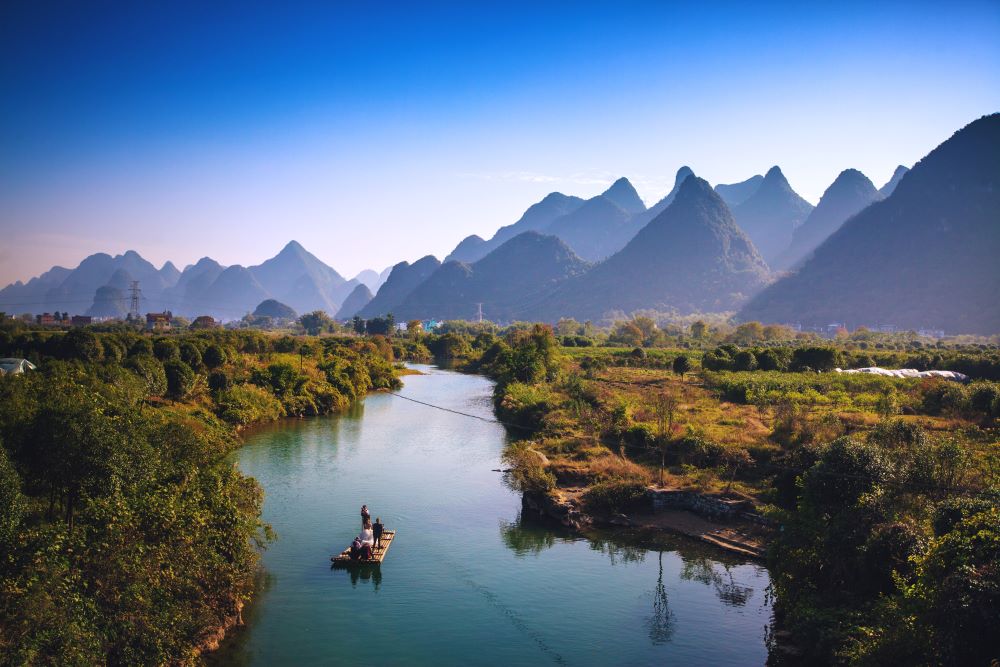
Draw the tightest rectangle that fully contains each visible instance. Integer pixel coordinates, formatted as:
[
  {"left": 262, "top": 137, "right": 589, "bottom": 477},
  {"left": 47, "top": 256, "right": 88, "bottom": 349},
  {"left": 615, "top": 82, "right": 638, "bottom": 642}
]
[
  {"left": 128, "top": 281, "right": 142, "bottom": 321},
  {"left": 475, "top": 302, "right": 484, "bottom": 323}
]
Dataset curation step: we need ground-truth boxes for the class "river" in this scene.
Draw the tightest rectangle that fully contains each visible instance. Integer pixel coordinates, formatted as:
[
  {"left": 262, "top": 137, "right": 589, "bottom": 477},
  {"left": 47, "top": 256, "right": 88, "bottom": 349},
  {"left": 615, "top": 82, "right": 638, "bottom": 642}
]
[{"left": 214, "top": 365, "right": 772, "bottom": 666}]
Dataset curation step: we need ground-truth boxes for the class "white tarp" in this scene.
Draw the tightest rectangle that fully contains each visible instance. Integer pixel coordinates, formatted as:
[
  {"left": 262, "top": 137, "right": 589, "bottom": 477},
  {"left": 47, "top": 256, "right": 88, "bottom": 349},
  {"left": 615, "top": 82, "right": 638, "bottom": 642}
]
[
  {"left": 0, "top": 358, "right": 36, "bottom": 375},
  {"left": 834, "top": 366, "right": 968, "bottom": 382}
]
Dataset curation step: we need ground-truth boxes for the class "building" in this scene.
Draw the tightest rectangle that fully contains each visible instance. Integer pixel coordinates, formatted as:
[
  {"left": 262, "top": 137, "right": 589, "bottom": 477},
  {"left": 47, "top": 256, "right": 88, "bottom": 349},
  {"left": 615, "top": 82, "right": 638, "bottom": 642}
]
[
  {"left": 35, "top": 313, "right": 56, "bottom": 325},
  {"left": 71, "top": 315, "right": 92, "bottom": 327},
  {"left": 190, "top": 315, "right": 218, "bottom": 329},
  {"left": 145, "top": 311, "right": 173, "bottom": 331}
]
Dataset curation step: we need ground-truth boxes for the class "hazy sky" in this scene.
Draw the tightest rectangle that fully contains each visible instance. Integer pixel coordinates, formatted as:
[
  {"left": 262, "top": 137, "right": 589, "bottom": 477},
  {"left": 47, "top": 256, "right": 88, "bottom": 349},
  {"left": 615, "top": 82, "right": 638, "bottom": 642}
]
[{"left": 2, "top": 1, "right": 999, "bottom": 285}]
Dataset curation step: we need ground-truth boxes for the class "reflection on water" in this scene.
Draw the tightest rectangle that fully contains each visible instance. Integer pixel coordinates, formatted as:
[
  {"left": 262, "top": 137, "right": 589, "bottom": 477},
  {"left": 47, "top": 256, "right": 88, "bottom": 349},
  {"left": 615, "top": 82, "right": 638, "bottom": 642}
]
[
  {"left": 218, "top": 365, "right": 772, "bottom": 666},
  {"left": 338, "top": 564, "right": 383, "bottom": 589},
  {"left": 681, "top": 555, "right": 755, "bottom": 607},
  {"left": 647, "top": 551, "right": 676, "bottom": 645}
]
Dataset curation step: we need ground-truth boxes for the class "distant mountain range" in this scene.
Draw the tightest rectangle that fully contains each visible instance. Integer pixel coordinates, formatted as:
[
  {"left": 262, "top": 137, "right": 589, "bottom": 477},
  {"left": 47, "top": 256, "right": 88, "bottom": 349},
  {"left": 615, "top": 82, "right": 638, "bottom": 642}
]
[
  {"left": 741, "top": 113, "right": 1000, "bottom": 334},
  {"left": 520, "top": 176, "right": 770, "bottom": 321},
  {"left": 0, "top": 240, "right": 389, "bottom": 321},
  {"left": 772, "top": 168, "right": 881, "bottom": 271},
  {"left": 4, "top": 115, "right": 995, "bottom": 334},
  {"left": 730, "top": 166, "right": 814, "bottom": 263},
  {"left": 391, "top": 232, "right": 590, "bottom": 322}
]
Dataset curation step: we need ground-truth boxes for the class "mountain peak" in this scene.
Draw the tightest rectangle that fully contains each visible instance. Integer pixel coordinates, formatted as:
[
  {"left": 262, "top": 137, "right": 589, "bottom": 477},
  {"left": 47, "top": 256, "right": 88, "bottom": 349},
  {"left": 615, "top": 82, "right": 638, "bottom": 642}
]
[
  {"left": 601, "top": 177, "right": 645, "bottom": 214},
  {"left": 280, "top": 240, "right": 306, "bottom": 255},
  {"left": 764, "top": 165, "right": 787, "bottom": 183},
  {"left": 674, "top": 166, "right": 695, "bottom": 187},
  {"left": 879, "top": 165, "right": 909, "bottom": 198}
]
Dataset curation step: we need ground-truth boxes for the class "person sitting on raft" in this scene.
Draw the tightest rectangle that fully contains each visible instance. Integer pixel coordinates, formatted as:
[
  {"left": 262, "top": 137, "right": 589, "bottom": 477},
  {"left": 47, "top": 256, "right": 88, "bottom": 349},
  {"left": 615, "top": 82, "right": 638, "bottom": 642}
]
[
  {"left": 358, "top": 518, "right": 375, "bottom": 558},
  {"left": 373, "top": 517, "right": 384, "bottom": 549},
  {"left": 349, "top": 536, "right": 363, "bottom": 561}
]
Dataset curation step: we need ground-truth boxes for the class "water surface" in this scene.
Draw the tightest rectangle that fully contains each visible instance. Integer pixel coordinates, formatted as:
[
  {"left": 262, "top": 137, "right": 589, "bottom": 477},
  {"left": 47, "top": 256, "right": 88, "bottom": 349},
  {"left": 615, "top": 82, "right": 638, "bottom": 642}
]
[{"left": 217, "top": 365, "right": 772, "bottom": 666}]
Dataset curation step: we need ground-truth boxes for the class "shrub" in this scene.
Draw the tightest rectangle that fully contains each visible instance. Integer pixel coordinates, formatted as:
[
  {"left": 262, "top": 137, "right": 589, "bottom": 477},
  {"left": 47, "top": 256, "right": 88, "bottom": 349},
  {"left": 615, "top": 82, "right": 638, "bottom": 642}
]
[
  {"left": 503, "top": 444, "right": 555, "bottom": 493},
  {"left": 921, "top": 382, "right": 968, "bottom": 416},
  {"left": 215, "top": 385, "right": 284, "bottom": 426},
  {"left": 207, "top": 370, "right": 230, "bottom": 392},
  {"left": 164, "top": 360, "right": 196, "bottom": 399},
  {"left": 153, "top": 338, "right": 180, "bottom": 362},
  {"left": 582, "top": 479, "right": 648, "bottom": 514},
  {"left": 202, "top": 344, "right": 228, "bottom": 369},
  {"left": 125, "top": 354, "right": 167, "bottom": 397}
]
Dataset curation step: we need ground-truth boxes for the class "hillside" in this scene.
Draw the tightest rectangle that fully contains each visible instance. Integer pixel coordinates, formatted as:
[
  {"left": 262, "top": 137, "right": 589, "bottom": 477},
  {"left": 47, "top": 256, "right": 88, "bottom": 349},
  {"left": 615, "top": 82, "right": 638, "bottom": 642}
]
[
  {"left": 526, "top": 176, "right": 770, "bottom": 321},
  {"left": 335, "top": 283, "right": 374, "bottom": 319},
  {"left": 740, "top": 114, "right": 1000, "bottom": 334},
  {"left": 392, "top": 232, "right": 590, "bottom": 321},
  {"left": 445, "top": 192, "right": 584, "bottom": 263},
  {"left": 879, "top": 165, "right": 909, "bottom": 197},
  {"left": 715, "top": 174, "right": 764, "bottom": 207},
  {"left": 772, "top": 168, "right": 880, "bottom": 270},
  {"left": 356, "top": 255, "right": 441, "bottom": 318},
  {"left": 731, "top": 166, "right": 813, "bottom": 263}
]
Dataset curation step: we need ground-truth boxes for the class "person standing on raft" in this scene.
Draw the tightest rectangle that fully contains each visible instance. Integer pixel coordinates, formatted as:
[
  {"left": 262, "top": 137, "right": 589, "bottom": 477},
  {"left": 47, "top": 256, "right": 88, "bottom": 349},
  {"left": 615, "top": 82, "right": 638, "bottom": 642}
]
[{"left": 361, "top": 504, "right": 370, "bottom": 527}]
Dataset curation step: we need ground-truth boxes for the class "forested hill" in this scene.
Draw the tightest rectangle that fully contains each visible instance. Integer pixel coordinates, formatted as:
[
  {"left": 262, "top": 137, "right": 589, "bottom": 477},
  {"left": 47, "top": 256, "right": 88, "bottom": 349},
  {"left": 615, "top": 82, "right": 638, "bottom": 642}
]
[{"left": 740, "top": 113, "right": 1000, "bottom": 334}]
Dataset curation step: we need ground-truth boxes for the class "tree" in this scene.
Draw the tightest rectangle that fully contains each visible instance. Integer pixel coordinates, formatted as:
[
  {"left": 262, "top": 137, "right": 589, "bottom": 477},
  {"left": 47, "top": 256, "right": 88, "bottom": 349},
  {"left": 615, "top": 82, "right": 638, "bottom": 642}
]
[
  {"left": 62, "top": 328, "right": 104, "bottom": 362},
  {"left": 202, "top": 344, "right": 227, "bottom": 369},
  {"left": 179, "top": 341, "right": 203, "bottom": 370},
  {"left": 690, "top": 320, "right": 707, "bottom": 339},
  {"left": 153, "top": 338, "right": 180, "bottom": 362},
  {"left": 164, "top": 360, "right": 196, "bottom": 399},
  {"left": 672, "top": 355, "right": 691, "bottom": 378},
  {"left": 652, "top": 392, "right": 680, "bottom": 485},
  {"left": 407, "top": 320, "right": 423, "bottom": 338},
  {"left": 300, "top": 310, "right": 334, "bottom": 336},
  {"left": 352, "top": 316, "right": 365, "bottom": 334}
]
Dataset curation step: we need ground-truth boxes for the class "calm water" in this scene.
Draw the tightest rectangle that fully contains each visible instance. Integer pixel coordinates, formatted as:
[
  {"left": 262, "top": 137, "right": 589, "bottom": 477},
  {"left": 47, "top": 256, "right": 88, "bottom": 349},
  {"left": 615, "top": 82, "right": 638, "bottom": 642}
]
[{"left": 215, "top": 365, "right": 772, "bottom": 666}]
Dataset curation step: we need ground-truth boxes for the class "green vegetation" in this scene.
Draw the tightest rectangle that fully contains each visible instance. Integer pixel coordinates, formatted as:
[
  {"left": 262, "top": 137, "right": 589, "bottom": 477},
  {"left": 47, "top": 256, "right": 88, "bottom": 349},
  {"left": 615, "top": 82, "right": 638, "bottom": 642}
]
[
  {"left": 0, "top": 325, "right": 399, "bottom": 663},
  {"left": 427, "top": 321, "right": 998, "bottom": 666}
]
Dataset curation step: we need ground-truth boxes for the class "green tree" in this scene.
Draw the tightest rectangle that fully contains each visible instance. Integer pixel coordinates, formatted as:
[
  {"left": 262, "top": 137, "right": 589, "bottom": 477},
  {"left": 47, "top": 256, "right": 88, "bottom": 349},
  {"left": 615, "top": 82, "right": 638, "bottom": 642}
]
[
  {"left": 164, "top": 360, "right": 196, "bottom": 399},
  {"left": 300, "top": 310, "right": 334, "bottom": 335},
  {"left": 672, "top": 355, "right": 691, "bottom": 378},
  {"left": 202, "top": 343, "right": 227, "bottom": 369},
  {"left": 153, "top": 338, "right": 180, "bottom": 362},
  {"left": 61, "top": 328, "right": 104, "bottom": 362}
]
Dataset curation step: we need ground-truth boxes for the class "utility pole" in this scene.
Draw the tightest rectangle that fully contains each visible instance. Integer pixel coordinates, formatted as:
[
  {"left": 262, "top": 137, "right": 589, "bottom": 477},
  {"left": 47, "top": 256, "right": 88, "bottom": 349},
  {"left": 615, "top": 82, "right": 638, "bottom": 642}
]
[{"left": 128, "top": 281, "right": 142, "bottom": 321}]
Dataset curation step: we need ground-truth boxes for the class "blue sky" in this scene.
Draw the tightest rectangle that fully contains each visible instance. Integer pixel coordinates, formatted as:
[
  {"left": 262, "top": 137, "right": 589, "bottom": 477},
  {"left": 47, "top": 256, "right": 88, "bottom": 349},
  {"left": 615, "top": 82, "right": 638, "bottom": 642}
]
[{"left": 2, "top": 1, "right": 998, "bottom": 284}]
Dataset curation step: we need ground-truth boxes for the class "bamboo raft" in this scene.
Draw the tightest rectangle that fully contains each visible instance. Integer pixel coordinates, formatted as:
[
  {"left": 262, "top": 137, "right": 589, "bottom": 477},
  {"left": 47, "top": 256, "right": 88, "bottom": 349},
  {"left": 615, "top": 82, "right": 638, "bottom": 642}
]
[{"left": 331, "top": 530, "right": 395, "bottom": 567}]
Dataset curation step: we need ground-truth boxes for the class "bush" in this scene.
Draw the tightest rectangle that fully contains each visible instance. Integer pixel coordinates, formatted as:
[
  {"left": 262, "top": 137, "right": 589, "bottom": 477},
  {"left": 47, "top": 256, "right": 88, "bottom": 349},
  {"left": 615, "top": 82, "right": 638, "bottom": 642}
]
[
  {"left": 202, "top": 344, "right": 228, "bottom": 369},
  {"left": 968, "top": 382, "right": 1000, "bottom": 417},
  {"left": 496, "top": 382, "right": 553, "bottom": 432},
  {"left": 153, "top": 338, "right": 180, "bottom": 362},
  {"left": 215, "top": 385, "right": 284, "bottom": 426},
  {"left": 503, "top": 444, "right": 555, "bottom": 493},
  {"left": 207, "top": 370, "right": 230, "bottom": 392},
  {"left": 164, "top": 360, "right": 196, "bottom": 399},
  {"left": 582, "top": 479, "right": 648, "bottom": 514},
  {"left": 125, "top": 354, "right": 167, "bottom": 397},
  {"left": 921, "top": 382, "right": 968, "bottom": 416}
]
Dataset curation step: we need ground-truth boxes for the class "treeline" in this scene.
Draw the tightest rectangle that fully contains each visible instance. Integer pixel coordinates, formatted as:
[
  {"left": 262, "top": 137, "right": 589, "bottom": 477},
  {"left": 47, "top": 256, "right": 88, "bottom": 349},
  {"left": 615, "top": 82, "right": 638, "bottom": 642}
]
[
  {"left": 699, "top": 342, "right": 1000, "bottom": 380},
  {"left": 0, "top": 328, "right": 399, "bottom": 664}
]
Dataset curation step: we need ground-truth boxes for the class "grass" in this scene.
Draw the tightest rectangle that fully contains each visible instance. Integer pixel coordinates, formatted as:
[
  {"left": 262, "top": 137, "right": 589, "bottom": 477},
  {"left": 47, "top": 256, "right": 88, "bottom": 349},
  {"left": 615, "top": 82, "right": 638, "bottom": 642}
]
[{"left": 502, "top": 350, "right": 999, "bottom": 502}]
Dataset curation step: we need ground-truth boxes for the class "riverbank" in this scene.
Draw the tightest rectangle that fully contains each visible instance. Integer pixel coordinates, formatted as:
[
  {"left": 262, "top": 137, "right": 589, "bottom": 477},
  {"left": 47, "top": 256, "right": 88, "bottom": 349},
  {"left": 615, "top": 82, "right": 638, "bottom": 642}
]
[{"left": 521, "top": 486, "right": 769, "bottom": 560}]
